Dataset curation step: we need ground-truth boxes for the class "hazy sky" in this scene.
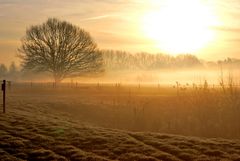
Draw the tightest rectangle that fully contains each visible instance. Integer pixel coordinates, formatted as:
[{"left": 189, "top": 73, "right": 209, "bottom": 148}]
[{"left": 0, "top": 0, "right": 240, "bottom": 65}]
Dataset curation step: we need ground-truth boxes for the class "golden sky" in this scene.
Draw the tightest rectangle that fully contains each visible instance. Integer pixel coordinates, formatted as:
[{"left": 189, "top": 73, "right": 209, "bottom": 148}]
[{"left": 0, "top": 0, "right": 240, "bottom": 65}]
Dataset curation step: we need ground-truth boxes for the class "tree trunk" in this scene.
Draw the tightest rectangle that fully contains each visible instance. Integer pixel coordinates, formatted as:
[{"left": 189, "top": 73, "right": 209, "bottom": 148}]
[{"left": 53, "top": 75, "right": 63, "bottom": 87}]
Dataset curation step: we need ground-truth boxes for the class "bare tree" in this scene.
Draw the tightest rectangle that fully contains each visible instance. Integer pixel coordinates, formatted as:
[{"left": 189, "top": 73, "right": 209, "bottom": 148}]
[{"left": 18, "top": 18, "right": 103, "bottom": 83}]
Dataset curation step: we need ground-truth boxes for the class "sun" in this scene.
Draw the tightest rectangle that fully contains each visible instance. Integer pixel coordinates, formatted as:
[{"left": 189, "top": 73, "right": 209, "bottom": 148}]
[{"left": 142, "top": 0, "right": 218, "bottom": 55}]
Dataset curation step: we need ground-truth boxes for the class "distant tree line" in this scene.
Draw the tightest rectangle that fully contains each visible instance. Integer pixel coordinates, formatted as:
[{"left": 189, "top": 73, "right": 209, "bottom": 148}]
[
  {"left": 102, "top": 50, "right": 240, "bottom": 71},
  {"left": 217, "top": 57, "right": 240, "bottom": 68},
  {"left": 1, "top": 54, "right": 240, "bottom": 81},
  {"left": 102, "top": 50, "right": 202, "bottom": 71},
  {"left": 0, "top": 62, "right": 20, "bottom": 80}
]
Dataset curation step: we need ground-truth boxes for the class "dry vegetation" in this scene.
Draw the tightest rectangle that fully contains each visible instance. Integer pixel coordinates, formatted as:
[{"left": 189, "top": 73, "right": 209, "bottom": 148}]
[{"left": 0, "top": 83, "right": 240, "bottom": 161}]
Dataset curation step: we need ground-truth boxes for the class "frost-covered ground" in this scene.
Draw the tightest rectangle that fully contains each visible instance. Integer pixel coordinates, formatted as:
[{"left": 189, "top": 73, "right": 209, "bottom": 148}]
[{"left": 0, "top": 85, "right": 240, "bottom": 161}]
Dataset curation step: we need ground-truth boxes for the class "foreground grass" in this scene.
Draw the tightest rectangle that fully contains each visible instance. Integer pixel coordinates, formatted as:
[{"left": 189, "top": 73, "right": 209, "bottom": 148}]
[{"left": 0, "top": 86, "right": 240, "bottom": 161}]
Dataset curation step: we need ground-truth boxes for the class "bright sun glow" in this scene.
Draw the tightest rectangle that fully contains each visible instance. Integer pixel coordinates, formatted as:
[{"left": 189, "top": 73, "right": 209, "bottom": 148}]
[{"left": 142, "top": 0, "right": 218, "bottom": 54}]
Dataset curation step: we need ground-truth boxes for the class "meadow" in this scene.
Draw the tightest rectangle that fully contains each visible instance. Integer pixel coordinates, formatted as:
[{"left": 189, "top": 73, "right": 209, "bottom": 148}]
[{"left": 1, "top": 82, "right": 240, "bottom": 160}]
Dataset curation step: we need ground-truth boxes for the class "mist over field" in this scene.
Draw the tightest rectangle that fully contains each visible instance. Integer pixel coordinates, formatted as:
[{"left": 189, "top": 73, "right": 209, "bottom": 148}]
[
  {"left": 2, "top": 51, "right": 240, "bottom": 86},
  {"left": 74, "top": 69, "right": 240, "bottom": 85}
]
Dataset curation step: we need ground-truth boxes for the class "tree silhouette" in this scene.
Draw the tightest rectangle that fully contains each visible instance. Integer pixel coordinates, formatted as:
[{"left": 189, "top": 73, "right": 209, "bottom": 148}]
[
  {"left": 9, "top": 62, "right": 17, "bottom": 74},
  {"left": 8, "top": 62, "right": 19, "bottom": 80},
  {"left": 0, "top": 64, "right": 8, "bottom": 78},
  {"left": 18, "top": 18, "right": 103, "bottom": 83}
]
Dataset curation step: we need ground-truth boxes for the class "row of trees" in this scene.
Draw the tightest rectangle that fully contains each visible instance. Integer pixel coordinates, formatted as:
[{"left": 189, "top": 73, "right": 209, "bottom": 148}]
[
  {"left": 102, "top": 50, "right": 203, "bottom": 70},
  {"left": 3, "top": 55, "right": 240, "bottom": 81},
  {"left": 102, "top": 50, "right": 240, "bottom": 71}
]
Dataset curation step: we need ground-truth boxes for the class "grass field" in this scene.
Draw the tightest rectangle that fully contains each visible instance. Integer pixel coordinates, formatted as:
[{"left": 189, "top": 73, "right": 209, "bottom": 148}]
[{"left": 1, "top": 84, "right": 240, "bottom": 161}]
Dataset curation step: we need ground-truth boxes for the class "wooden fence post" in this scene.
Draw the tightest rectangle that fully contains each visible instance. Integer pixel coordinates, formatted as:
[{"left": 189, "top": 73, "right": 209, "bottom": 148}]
[{"left": 2, "top": 80, "right": 6, "bottom": 113}]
